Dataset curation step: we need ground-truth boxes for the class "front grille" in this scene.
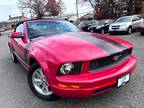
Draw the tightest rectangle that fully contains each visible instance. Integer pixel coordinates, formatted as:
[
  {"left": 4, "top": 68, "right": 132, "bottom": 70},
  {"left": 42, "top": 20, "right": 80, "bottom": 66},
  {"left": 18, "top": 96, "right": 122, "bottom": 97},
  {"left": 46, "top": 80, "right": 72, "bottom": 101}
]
[
  {"left": 90, "top": 48, "right": 132, "bottom": 72},
  {"left": 112, "top": 25, "right": 120, "bottom": 29}
]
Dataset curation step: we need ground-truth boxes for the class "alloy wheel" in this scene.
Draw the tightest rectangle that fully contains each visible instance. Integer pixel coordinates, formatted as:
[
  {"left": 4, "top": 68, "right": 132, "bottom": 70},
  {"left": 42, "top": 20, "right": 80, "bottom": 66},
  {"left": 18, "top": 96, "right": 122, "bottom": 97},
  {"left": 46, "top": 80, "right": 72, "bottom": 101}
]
[
  {"left": 32, "top": 68, "right": 53, "bottom": 96},
  {"left": 128, "top": 27, "right": 132, "bottom": 34}
]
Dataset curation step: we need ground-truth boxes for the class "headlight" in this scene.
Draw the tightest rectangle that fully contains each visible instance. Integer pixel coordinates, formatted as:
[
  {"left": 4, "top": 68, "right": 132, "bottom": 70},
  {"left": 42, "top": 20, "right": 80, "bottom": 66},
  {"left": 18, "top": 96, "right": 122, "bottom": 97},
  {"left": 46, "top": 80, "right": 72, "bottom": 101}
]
[
  {"left": 60, "top": 63, "right": 74, "bottom": 75},
  {"left": 57, "top": 62, "right": 82, "bottom": 76},
  {"left": 88, "top": 27, "right": 91, "bottom": 30},
  {"left": 121, "top": 24, "right": 128, "bottom": 27},
  {"left": 109, "top": 26, "right": 112, "bottom": 29}
]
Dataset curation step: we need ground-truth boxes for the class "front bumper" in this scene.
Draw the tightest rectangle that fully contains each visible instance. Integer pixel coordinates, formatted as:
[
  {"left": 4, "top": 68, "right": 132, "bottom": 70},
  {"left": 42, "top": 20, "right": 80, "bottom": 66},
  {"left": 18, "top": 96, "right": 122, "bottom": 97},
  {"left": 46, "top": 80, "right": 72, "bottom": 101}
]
[
  {"left": 52, "top": 55, "right": 137, "bottom": 98},
  {"left": 109, "top": 27, "right": 128, "bottom": 32}
]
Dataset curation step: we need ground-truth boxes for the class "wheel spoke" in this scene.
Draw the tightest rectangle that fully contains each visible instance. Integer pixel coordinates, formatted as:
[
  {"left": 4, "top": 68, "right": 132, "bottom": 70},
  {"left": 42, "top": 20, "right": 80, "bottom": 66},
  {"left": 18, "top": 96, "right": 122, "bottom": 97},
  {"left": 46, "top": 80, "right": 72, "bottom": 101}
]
[
  {"left": 34, "top": 78, "right": 42, "bottom": 82},
  {"left": 36, "top": 71, "right": 43, "bottom": 78},
  {"left": 34, "top": 78, "right": 43, "bottom": 86},
  {"left": 45, "top": 86, "right": 49, "bottom": 92},
  {"left": 42, "top": 83, "right": 46, "bottom": 91},
  {"left": 37, "top": 69, "right": 43, "bottom": 76}
]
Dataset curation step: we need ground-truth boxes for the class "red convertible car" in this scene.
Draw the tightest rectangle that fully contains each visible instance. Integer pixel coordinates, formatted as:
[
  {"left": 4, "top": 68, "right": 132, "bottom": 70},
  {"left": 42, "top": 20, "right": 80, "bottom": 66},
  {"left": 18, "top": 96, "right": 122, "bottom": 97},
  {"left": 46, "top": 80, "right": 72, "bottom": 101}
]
[{"left": 8, "top": 19, "right": 137, "bottom": 101}]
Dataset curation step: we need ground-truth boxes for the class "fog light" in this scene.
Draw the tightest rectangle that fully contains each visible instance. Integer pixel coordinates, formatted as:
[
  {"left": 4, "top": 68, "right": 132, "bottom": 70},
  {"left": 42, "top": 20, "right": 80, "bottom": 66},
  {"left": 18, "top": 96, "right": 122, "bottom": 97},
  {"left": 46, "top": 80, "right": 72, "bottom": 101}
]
[
  {"left": 58, "top": 84, "right": 68, "bottom": 88},
  {"left": 58, "top": 84, "right": 81, "bottom": 88},
  {"left": 69, "top": 85, "right": 81, "bottom": 89}
]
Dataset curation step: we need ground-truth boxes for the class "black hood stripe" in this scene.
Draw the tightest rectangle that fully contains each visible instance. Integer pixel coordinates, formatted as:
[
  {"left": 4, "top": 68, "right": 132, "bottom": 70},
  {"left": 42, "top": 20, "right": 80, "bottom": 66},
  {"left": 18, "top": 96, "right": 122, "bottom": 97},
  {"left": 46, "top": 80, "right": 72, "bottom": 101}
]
[
  {"left": 89, "top": 33, "right": 127, "bottom": 50},
  {"left": 67, "top": 32, "right": 119, "bottom": 54},
  {"left": 24, "top": 32, "right": 126, "bottom": 62}
]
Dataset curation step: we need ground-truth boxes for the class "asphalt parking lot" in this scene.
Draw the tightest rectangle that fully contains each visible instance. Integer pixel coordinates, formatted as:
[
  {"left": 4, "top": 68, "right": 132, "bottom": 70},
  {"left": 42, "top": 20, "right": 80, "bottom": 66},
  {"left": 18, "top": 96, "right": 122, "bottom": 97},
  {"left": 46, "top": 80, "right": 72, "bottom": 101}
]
[{"left": 0, "top": 31, "right": 144, "bottom": 108}]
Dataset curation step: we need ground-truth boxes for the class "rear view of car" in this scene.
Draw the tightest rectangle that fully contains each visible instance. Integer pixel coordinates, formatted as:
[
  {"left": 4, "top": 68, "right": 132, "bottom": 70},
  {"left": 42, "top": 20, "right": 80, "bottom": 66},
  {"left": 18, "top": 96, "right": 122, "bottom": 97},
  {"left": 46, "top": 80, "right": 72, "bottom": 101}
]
[
  {"left": 109, "top": 15, "right": 144, "bottom": 34},
  {"left": 78, "top": 20, "right": 96, "bottom": 32}
]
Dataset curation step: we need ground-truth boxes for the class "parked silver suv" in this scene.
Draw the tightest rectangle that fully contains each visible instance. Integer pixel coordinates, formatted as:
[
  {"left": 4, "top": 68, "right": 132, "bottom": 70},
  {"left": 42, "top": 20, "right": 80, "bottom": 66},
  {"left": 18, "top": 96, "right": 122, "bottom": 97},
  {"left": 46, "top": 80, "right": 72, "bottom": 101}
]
[{"left": 109, "top": 15, "right": 144, "bottom": 34}]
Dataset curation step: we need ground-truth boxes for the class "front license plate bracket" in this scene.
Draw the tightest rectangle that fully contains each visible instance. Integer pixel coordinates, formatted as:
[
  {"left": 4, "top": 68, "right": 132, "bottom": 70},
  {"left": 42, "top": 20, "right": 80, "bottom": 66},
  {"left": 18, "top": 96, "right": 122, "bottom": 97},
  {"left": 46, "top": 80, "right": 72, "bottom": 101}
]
[{"left": 117, "top": 74, "right": 130, "bottom": 88}]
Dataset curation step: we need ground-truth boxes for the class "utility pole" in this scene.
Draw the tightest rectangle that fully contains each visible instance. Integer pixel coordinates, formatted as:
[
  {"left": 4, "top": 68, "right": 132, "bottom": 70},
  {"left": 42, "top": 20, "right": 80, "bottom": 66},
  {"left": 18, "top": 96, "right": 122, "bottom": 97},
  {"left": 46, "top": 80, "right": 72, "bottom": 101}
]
[
  {"left": 29, "top": 9, "right": 33, "bottom": 19},
  {"left": 76, "top": 0, "right": 79, "bottom": 20}
]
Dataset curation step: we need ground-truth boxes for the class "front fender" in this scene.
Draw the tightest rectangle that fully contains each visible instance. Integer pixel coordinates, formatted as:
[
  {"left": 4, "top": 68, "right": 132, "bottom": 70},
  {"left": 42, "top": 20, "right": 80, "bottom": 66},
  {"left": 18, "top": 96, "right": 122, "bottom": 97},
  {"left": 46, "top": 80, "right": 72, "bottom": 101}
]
[{"left": 28, "top": 47, "right": 61, "bottom": 86}]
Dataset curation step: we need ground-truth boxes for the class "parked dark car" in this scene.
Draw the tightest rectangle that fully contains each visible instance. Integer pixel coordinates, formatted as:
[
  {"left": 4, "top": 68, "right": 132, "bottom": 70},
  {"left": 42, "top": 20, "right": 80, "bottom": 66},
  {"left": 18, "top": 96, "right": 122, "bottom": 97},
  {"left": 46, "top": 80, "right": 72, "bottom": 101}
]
[
  {"left": 78, "top": 20, "right": 96, "bottom": 32},
  {"left": 139, "top": 23, "right": 144, "bottom": 35},
  {"left": 88, "top": 19, "right": 114, "bottom": 34}
]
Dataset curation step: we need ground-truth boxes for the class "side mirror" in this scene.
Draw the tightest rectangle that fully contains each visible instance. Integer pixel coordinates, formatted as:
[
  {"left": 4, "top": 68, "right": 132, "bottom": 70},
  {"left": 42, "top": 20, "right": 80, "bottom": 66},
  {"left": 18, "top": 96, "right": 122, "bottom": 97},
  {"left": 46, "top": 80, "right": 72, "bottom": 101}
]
[
  {"left": 104, "top": 23, "right": 108, "bottom": 26},
  {"left": 9, "top": 32, "right": 23, "bottom": 38},
  {"left": 132, "top": 19, "right": 137, "bottom": 22}
]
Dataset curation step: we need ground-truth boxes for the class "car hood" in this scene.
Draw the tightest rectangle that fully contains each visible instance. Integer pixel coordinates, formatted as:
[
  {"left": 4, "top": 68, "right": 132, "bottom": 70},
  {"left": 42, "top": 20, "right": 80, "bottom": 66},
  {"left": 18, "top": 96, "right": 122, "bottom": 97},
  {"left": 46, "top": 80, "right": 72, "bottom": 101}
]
[
  {"left": 32, "top": 32, "right": 132, "bottom": 61},
  {"left": 89, "top": 24, "right": 104, "bottom": 29},
  {"left": 111, "top": 22, "right": 131, "bottom": 26}
]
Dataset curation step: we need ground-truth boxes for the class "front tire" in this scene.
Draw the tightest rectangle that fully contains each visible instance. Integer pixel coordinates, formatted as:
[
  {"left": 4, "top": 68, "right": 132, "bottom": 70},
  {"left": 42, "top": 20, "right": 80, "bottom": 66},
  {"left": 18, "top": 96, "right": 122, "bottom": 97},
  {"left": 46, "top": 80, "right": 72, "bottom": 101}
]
[
  {"left": 28, "top": 63, "right": 58, "bottom": 101},
  {"left": 10, "top": 51, "right": 18, "bottom": 63},
  {"left": 90, "top": 29, "right": 94, "bottom": 32},
  {"left": 101, "top": 29, "right": 105, "bottom": 34},
  {"left": 127, "top": 27, "right": 132, "bottom": 34}
]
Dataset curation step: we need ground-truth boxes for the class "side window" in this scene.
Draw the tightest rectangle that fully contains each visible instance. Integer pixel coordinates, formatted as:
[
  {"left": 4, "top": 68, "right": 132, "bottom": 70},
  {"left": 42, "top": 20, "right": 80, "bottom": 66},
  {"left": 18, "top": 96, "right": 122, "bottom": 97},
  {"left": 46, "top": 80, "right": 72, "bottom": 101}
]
[
  {"left": 132, "top": 16, "right": 141, "bottom": 22},
  {"left": 137, "top": 16, "right": 142, "bottom": 20},
  {"left": 132, "top": 17, "right": 137, "bottom": 22},
  {"left": 15, "top": 24, "right": 24, "bottom": 33}
]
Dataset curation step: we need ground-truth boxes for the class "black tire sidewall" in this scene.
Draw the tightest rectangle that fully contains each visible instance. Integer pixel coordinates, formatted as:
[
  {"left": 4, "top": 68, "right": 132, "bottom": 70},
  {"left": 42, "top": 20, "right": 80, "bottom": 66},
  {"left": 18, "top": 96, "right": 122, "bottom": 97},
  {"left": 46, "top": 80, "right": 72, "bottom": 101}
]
[
  {"left": 128, "top": 27, "right": 132, "bottom": 34},
  {"left": 10, "top": 51, "right": 18, "bottom": 63},
  {"left": 101, "top": 29, "right": 105, "bottom": 34},
  {"left": 27, "top": 63, "right": 58, "bottom": 101}
]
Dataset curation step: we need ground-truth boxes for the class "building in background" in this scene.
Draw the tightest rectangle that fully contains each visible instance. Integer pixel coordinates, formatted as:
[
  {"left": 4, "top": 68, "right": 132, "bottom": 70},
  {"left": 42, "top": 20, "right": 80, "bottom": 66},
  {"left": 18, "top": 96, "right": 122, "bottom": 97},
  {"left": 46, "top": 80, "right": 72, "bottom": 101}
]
[
  {"left": 0, "top": 22, "right": 8, "bottom": 28},
  {"left": 8, "top": 13, "right": 28, "bottom": 29}
]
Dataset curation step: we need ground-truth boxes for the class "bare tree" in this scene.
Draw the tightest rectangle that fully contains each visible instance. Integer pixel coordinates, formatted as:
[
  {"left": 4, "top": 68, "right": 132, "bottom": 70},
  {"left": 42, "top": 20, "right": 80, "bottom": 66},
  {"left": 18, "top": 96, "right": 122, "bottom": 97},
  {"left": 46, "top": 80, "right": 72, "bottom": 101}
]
[
  {"left": 134, "top": 0, "right": 143, "bottom": 14},
  {"left": 18, "top": 0, "right": 63, "bottom": 19},
  {"left": 81, "top": 0, "right": 143, "bottom": 19},
  {"left": 57, "top": 0, "right": 66, "bottom": 17},
  {"left": 46, "top": 0, "right": 65, "bottom": 16}
]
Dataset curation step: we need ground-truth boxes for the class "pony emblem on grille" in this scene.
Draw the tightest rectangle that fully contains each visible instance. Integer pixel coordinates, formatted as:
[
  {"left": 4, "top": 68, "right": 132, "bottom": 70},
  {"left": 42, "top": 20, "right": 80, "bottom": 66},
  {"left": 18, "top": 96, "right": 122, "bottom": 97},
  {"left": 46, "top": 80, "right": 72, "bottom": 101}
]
[{"left": 113, "top": 54, "right": 122, "bottom": 61}]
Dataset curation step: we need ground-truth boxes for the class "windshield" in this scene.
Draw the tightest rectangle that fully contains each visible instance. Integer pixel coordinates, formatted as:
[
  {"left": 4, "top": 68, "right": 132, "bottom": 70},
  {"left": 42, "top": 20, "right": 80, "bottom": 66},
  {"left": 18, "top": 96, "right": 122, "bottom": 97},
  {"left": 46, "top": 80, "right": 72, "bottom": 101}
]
[
  {"left": 92, "top": 20, "right": 106, "bottom": 26},
  {"left": 27, "top": 21, "right": 78, "bottom": 38},
  {"left": 115, "top": 16, "right": 132, "bottom": 22},
  {"left": 78, "top": 21, "right": 96, "bottom": 27}
]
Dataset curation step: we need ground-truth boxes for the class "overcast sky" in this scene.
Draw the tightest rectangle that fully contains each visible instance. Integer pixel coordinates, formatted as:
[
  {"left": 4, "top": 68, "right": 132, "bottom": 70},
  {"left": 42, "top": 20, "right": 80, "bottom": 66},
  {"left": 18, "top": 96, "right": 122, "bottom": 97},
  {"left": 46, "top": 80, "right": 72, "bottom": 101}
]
[{"left": 0, "top": 0, "right": 92, "bottom": 21}]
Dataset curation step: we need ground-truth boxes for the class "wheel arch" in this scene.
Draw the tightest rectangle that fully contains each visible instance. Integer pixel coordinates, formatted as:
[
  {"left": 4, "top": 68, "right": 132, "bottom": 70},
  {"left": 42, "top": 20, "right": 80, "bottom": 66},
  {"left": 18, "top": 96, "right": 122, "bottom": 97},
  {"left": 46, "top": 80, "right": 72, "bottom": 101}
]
[
  {"left": 29, "top": 57, "right": 39, "bottom": 67},
  {"left": 28, "top": 55, "right": 56, "bottom": 91},
  {"left": 129, "top": 25, "right": 132, "bottom": 29}
]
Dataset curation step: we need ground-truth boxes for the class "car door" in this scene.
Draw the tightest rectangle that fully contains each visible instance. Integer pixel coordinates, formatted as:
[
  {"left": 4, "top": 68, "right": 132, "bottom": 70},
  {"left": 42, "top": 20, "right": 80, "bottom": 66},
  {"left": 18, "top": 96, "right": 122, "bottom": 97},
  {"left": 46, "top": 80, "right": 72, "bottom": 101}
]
[
  {"left": 132, "top": 16, "right": 138, "bottom": 29},
  {"left": 137, "top": 16, "right": 143, "bottom": 28},
  {"left": 132, "top": 16, "right": 141, "bottom": 29},
  {"left": 12, "top": 23, "right": 27, "bottom": 61}
]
